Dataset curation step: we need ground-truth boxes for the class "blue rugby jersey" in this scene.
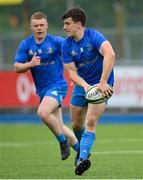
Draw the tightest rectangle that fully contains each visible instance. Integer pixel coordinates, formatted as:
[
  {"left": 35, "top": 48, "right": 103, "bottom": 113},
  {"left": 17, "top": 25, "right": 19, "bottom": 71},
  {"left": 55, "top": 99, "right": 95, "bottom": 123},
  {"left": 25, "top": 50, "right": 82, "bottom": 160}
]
[
  {"left": 61, "top": 28, "right": 114, "bottom": 86},
  {"left": 15, "top": 34, "right": 67, "bottom": 96}
]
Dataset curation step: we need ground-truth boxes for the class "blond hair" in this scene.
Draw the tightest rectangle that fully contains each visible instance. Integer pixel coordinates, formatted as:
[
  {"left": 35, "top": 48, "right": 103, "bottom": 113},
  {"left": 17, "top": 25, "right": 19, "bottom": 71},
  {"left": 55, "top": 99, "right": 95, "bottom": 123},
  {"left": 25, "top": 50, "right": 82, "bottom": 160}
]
[{"left": 31, "top": 11, "right": 47, "bottom": 21}]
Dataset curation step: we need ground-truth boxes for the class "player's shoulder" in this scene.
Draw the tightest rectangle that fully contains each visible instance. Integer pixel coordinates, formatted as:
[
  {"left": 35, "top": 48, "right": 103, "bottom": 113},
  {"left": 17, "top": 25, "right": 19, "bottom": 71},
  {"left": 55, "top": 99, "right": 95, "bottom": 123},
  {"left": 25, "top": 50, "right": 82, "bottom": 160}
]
[
  {"left": 85, "top": 27, "right": 101, "bottom": 36},
  {"left": 85, "top": 27, "right": 106, "bottom": 42},
  {"left": 21, "top": 35, "right": 34, "bottom": 45},
  {"left": 24, "top": 35, "right": 34, "bottom": 42},
  {"left": 19, "top": 35, "right": 34, "bottom": 48}
]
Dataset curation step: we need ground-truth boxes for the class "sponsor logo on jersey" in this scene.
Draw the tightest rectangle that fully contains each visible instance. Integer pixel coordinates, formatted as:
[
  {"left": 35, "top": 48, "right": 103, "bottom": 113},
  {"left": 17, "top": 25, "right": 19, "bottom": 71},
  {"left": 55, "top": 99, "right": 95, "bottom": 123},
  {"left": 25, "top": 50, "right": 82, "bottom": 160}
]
[
  {"left": 71, "top": 50, "right": 77, "bottom": 56},
  {"left": 86, "top": 44, "right": 93, "bottom": 52},
  {"left": 37, "top": 49, "right": 42, "bottom": 54},
  {"left": 51, "top": 91, "right": 58, "bottom": 96},
  {"left": 80, "top": 47, "right": 84, "bottom": 53},
  {"left": 28, "top": 50, "right": 33, "bottom": 55},
  {"left": 47, "top": 47, "right": 53, "bottom": 54}
]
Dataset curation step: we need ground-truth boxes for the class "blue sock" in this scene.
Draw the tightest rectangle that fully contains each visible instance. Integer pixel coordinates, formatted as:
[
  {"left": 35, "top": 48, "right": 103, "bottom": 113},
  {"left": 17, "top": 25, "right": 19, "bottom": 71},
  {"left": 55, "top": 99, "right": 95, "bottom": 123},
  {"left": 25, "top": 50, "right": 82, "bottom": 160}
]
[
  {"left": 79, "top": 131, "right": 96, "bottom": 160},
  {"left": 72, "top": 142, "right": 79, "bottom": 152},
  {"left": 56, "top": 134, "right": 66, "bottom": 143},
  {"left": 73, "top": 127, "right": 85, "bottom": 142}
]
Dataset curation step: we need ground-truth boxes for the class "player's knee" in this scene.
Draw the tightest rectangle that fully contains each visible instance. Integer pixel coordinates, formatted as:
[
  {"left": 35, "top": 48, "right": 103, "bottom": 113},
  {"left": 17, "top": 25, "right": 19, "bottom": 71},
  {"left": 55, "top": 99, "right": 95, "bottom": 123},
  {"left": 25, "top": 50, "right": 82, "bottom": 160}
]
[
  {"left": 37, "top": 108, "right": 49, "bottom": 121},
  {"left": 72, "top": 122, "right": 83, "bottom": 131},
  {"left": 86, "top": 116, "right": 96, "bottom": 128}
]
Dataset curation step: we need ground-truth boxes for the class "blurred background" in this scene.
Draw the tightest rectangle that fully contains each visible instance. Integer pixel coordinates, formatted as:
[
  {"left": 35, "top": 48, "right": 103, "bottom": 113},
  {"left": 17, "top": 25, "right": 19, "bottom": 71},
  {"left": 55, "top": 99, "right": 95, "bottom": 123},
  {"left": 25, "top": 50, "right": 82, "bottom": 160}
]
[
  {"left": 1, "top": 1, "right": 143, "bottom": 178},
  {"left": 0, "top": 0, "right": 143, "bottom": 123}
]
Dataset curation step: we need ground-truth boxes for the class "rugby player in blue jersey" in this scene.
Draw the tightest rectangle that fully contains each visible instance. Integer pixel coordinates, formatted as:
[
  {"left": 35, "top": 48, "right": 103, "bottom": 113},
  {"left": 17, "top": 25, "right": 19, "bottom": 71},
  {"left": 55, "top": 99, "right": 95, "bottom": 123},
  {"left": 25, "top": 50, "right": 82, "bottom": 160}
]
[
  {"left": 61, "top": 7, "right": 115, "bottom": 175},
  {"left": 14, "top": 11, "right": 79, "bottom": 161}
]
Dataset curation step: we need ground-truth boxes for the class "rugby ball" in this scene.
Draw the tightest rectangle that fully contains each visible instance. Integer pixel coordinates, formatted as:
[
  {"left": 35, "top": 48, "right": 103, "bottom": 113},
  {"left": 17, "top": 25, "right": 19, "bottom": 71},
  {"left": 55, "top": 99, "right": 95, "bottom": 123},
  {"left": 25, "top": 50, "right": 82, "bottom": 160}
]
[{"left": 85, "top": 84, "right": 113, "bottom": 104}]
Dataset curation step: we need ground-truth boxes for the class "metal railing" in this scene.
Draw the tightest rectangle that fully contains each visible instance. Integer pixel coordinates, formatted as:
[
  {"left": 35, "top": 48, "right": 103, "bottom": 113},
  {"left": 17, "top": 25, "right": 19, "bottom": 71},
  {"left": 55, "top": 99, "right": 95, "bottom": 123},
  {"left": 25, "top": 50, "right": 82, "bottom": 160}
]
[{"left": 0, "top": 27, "right": 143, "bottom": 70}]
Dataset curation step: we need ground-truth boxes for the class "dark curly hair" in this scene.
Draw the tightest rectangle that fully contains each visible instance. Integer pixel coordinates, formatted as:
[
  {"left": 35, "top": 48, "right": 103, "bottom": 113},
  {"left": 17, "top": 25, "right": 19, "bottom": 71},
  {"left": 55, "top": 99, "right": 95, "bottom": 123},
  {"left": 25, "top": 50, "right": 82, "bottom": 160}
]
[{"left": 62, "top": 7, "right": 86, "bottom": 26}]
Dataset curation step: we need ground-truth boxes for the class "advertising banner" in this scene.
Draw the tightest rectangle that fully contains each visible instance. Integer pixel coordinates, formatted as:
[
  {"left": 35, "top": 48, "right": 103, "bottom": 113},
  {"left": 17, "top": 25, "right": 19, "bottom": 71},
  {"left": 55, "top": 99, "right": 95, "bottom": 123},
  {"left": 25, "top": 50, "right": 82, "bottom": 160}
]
[
  {"left": 0, "top": 71, "right": 73, "bottom": 108},
  {"left": 108, "top": 66, "right": 143, "bottom": 107},
  {"left": 0, "top": 71, "right": 39, "bottom": 108},
  {"left": 0, "top": 66, "right": 143, "bottom": 108}
]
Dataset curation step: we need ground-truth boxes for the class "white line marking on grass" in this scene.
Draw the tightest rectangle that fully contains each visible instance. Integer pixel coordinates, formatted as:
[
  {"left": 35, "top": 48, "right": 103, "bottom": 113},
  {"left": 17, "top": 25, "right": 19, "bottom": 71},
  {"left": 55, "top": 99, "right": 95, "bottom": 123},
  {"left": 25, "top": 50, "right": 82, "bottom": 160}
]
[
  {"left": 0, "top": 140, "right": 54, "bottom": 147},
  {"left": 92, "top": 150, "right": 143, "bottom": 155},
  {"left": 0, "top": 138, "right": 143, "bottom": 148}
]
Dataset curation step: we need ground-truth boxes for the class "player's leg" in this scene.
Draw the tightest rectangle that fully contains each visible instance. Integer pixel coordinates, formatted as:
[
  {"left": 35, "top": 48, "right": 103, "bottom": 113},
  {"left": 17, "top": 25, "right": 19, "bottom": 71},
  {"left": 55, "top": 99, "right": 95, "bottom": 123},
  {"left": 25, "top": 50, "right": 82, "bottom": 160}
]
[
  {"left": 70, "top": 85, "right": 88, "bottom": 165},
  {"left": 53, "top": 108, "right": 79, "bottom": 152},
  {"left": 70, "top": 105, "right": 88, "bottom": 165},
  {"left": 75, "top": 102, "right": 106, "bottom": 175},
  {"left": 38, "top": 96, "right": 63, "bottom": 135},
  {"left": 37, "top": 96, "right": 70, "bottom": 160},
  {"left": 70, "top": 85, "right": 88, "bottom": 143},
  {"left": 80, "top": 103, "right": 106, "bottom": 160},
  {"left": 63, "top": 125, "right": 79, "bottom": 152},
  {"left": 71, "top": 104, "right": 87, "bottom": 143}
]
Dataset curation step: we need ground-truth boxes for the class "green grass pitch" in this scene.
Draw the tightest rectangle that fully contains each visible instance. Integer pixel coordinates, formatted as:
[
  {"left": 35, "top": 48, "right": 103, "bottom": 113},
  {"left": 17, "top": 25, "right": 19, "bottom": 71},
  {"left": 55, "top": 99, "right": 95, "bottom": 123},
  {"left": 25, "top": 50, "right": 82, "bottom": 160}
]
[{"left": 0, "top": 123, "right": 143, "bottom": 179}]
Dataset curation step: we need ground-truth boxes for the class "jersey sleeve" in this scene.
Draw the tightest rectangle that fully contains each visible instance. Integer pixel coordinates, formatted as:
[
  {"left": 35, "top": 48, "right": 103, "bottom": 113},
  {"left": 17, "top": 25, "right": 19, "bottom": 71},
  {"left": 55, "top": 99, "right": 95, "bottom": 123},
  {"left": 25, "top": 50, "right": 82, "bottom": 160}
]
[
  {"left": 61, "top": 40, "right": 73, "bottom": 64},
  {"left": 15, "top": 40, "right": 28, "bottom": 63},
  {"left": 91, "top": 29, "right": 107, "bottom": 51}
]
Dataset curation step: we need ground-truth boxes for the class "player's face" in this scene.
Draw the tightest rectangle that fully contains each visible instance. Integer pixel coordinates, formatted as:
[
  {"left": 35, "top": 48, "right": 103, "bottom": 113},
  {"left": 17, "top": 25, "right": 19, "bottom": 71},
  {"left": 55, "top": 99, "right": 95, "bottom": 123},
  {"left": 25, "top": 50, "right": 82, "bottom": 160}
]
[
  {"left": 63, "top": 17, "right": 80, "bottom": 37},
  {"left": 31, "top": 18, "right": 48, "bottom": 42}
]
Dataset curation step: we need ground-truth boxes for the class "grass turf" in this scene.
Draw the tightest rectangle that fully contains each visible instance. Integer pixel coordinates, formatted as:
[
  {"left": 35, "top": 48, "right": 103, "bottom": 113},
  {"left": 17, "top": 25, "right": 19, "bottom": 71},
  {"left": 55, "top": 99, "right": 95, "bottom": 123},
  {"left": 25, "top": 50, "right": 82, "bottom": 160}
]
[{"left": 0, "top": 123, "right": 143, "bottom": 179}]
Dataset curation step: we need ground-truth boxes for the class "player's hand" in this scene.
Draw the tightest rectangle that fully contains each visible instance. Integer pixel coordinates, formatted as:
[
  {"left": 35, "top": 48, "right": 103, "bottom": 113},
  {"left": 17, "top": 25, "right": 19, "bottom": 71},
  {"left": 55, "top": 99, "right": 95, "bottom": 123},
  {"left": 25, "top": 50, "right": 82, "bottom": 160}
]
[
  {"left": 83, "top": 83, "right": 91, "bottom": 92},
  {"left": 30, "top": 52, "right": 41, "bottom": 67},
  {"left": 97, "top": 82, "right": 113, "bottom": 98}
]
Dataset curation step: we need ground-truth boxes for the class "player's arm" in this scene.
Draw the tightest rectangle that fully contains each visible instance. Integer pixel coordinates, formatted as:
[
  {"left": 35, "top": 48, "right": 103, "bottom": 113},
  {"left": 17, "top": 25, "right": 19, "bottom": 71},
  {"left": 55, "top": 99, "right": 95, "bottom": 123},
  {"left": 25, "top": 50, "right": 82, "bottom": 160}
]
[
  {"left": 14, "top": 53, "right": 41, "bottom": 73},
  {"left": 64, "top": 62, "right": 90, "bottom": 91},
  {"left": 14, "top": 62, "right": 32, "bottom": 73},
  {"left": 99, "top": 41, "right": 115, "bottom": 96}
]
